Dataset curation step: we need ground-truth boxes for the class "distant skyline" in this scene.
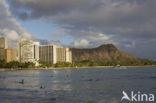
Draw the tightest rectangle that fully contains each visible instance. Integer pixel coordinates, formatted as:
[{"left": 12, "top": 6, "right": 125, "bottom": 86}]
[{"left": 0, "top": 0, "right": 156, "bottom": 60}]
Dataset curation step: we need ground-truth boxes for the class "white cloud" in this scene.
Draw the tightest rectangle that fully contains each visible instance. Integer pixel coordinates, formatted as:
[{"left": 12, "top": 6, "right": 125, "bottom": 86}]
[
  {"left": 71, "top": 32, "right": 116, "bottom": 48},
  {"left": 0, "top": 29, "right": 20, "bottom": 41},
  {"left": 0, "top": 0, "right": 34, "bottom": 48},
  {"left": 89, "top": 33, "right": 110, "bottom": 41},
  {"left": 74, "top": 39, "right": 89, "bottom": 48},
  {"left": 22, "top": 32, "right": 33, "bottom": 39},
  {"left": 8, "top": 0, "right": 156, "bottom": 59}
]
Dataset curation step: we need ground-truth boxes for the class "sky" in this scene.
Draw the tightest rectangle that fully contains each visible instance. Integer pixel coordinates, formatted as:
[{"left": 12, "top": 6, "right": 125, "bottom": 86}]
[{"left": 0, "top": 0, "right": 156, "bottom": 60}]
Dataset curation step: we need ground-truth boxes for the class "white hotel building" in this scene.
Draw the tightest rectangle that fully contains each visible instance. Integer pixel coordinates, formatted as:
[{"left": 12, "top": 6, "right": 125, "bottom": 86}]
[
  {"left": 39, "top": 45, "right": 72, "bottom": 63},
  {"left": 18, "top": 38, "right": 40, "bottom": 66},
  {"left": 18, "top": 38, "right": 72, "bottom": 66}
]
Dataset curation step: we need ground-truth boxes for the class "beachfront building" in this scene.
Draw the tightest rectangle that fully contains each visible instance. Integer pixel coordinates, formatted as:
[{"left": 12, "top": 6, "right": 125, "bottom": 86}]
[
  {"left": 39, "top": 45, "right": 72, "bottom": 64},
  {"left": 0, "top": 37, "right": 8, "bottom": 61},
  {"left": 56, "top": 47, "right": 72, "bottom": 63},
  {"left": 0, "top": 37, "right": 8, "bottom": 49},
  {"left": 5, "top": 48, "right": 17, "bottom": 62},
  {"left": 0, "top": 48, "right": 6, "bottom": 61},
  {"left": 66, "top": 48, "right": 72, "bottom": 63},
  {"left": 0, "top": 37, "right": 17, "bottom": 62},
  {"left": 0, "top": 48, "right": 17, "bottom": 63},
  {"left": 18, "top": 38, "right": 39, "bottom": 66},
  {"left": 39, "top": 45, "right": 57, "bottom": 64}
]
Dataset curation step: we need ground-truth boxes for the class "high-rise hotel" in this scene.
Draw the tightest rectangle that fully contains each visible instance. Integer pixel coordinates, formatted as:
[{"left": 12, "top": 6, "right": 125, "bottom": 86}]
[
  {"left": 39, "top": 45, "right": 72, "bottom": 63},
  {"left": 18, "top": 38, "right": 40, "bottom": 66},
  {"left": 0, "top": 37, "right": 72, "bottom": 65},
  {"left": 39, "top": 45, "right": 57, "bottom": 63},
  {"left": 0, "top": 37, "right": 8, "bottom": 49},
  {"left": 56, "top": 46, "right": 72, "bottom": 63},
  {"left": 0, "top": 37, "right": 17, "bottom": 62},
  {"left": 18, "top": 38, "right": 72, "bottom": 65}
]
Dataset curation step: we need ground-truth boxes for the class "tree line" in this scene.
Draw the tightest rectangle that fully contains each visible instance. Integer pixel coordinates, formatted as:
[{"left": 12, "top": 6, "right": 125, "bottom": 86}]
[
  {"left": 0, "top": 60, "right": 35, "bottom": 68},
  {"left": 0, "top": 59, "right": 156, "bottom": 69},
  {"left": 40, "top": 59, "right": 156, "bottom": 68}
]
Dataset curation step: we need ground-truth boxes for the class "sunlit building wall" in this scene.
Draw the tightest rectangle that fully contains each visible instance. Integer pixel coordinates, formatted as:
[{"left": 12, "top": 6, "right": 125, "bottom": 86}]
[
  {"left": 66, "top": 48, "right": 72, "bottom": 63},
  {"left": 18, "top": 38, "right": 39, "bottom": 66},
  {"left": 39, "top": 45, "right": 72, "bottom": 64},
  {"left": 0, "top": 48, "right": 17, "bottom": 62},
  {"left": 56, "top": 47, "right": 72, "bottom": 63},
  {"left": 56, "top": 47, "right": 66, "bottom": 62},
  {"left": 0, "top": 48, "right": 6, "bottom": 61},
  {"left": 0, "top": 37, "right": 8, "bottom": 49},
  {"left": 0, "top": 37, "right": 17, "bottom": 62},
  {"left": 5, "top": 48, "right": 17, "bottom": 62}
]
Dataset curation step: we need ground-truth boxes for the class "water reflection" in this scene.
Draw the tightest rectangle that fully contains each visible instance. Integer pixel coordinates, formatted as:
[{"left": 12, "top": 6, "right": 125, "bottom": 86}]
[{"left": 0, "top": 67, "right": 156, "bottom": 103}]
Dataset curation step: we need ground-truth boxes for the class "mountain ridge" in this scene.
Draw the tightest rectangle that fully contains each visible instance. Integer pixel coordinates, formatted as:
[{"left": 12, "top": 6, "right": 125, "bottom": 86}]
[{"left": 70, "top": 44, "right": 141, "bottom": 62}]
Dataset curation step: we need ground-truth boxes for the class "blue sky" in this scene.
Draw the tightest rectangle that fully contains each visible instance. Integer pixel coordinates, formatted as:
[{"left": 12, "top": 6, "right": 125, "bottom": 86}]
[
  {"left": 16, "top": 17, "right": 74, "bottom": 45},
  {"left": 6, "top": 0, "right": 74, "bottom": 45}
]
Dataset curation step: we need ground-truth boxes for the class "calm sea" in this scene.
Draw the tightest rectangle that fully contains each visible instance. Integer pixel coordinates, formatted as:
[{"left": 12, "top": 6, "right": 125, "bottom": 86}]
[{"left": 0, "top": 67, "right": 156, "bottom": 103}]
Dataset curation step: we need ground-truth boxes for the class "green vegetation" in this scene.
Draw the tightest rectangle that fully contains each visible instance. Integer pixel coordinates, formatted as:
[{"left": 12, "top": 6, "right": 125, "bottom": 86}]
[
  {"left": 40, "top": 62, "right": 74, "bottom": 68},
  {"left": 0, "top": 59, "right": 156, "bottom": 69},
  {"left": 40, "top": 59, "right": 156, "bottom": 68},
  {"left": 40, "top": 62, "right": 53, "bottom": 68},
  {"left": 0, "top": 60, "right": 35, "bottom": 68},
  {"left": 72, "top": 60, "right": 156, "bottom": 67}
]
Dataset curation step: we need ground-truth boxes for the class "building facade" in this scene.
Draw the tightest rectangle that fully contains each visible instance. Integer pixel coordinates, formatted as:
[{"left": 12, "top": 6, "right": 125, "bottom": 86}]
[
  {"left": 0, "top": 48, "right": 17, "bottom": 62},
  {"left": 0, "top": 37, "right": 8, "bottom": 49},
  {"left": 56, "top": 47, "right": 72, "bottom": 63},
  {"left": 39, "top": 45, "right": 57, "bottom": 64},
  {"left": 0, "top": 37, "right": 72, "bottom": 65},
  {"left": 66, "top": 48, "right": 72, "bottom": 63},
  {"left": 0, "top": 37, "right": 17, "bottom": 62},
  {"left": 39, "top": 45, "right": 72, "bottom": 64},
  {"left": 18, "top": 38, "right": 39, "bottom": 66},
  {"left": 56, "top": 47, "right": 66, "bottom": 62},
  {"left": 0, "top": 48, "right": 6, "bottom": 61},
  {"left": 5, "top": 48, "right": 17, "bottom": 62}
]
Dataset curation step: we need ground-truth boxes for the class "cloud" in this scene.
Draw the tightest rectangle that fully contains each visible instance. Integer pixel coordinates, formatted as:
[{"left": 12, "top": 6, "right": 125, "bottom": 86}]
[
  {"left": 10, "top": 0, "right": 156, "bottom": 40},
  {"left": 8, "top": 0, "right": 156, "bottom": 59},
  {"left": 74, "top": 39, "right": 89, "bottom": 48},
  {"left": 0, "top": 0, "right": 34, "bottom": 48},
  {"left": 88, "top": 33, "right": 115, "bottom": 44},
  {"left": 72, "top": 33, "right": 115, "bottom": 48},
  {"left": 0, "top": 29, "right": 20, "bottom": 41},
  {"left": 68, "top": 30, "right": 116, "bottom": 48},
  {"left": 38, "top": 39, "right": 61, "bottom": 46}
]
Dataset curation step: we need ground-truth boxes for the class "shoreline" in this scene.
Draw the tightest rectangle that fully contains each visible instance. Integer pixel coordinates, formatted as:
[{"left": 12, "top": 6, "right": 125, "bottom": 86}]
[{"left": 0, "top": 65, "right": 155, "bottom": 71}]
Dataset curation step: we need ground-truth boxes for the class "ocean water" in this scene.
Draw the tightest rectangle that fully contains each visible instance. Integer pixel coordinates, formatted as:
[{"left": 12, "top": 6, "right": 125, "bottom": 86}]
[{"left": 0, "top": 67, "right": 156, "bottom": 103}]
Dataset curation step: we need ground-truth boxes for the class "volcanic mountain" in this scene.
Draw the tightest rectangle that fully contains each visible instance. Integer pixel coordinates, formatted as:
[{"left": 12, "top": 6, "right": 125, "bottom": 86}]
[{"left": 70, "top": 44, "right": 141, "bottom": 62}]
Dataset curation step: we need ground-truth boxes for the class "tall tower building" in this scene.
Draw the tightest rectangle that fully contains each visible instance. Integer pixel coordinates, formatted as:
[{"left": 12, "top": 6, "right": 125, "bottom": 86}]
[
  {"left": 56, "top": 47, "right": 72, "bottom": 63},
  {"left": 39, "top": 45, "right": 57, "bottom": 64},
  {"left": 66, "top": 48, "right": 72, "bottom": 63},
  {"left": 18, "top": 38, "right": 39, "bottom": 66},
  {"left": 5, "top": 48, "right": 17, "bottom": 62},
  {"left": 0, "top": 37, "right": 8, "bottom": 49},
  {"left": 0, "top": 37, "right": 7, "bottom": 61},
  {"left": 0, "top": 48, "right": 6, "bottom": 60},
  {"left": 0, "top": 37, "right": 17, "bottom": 62},
  {"left": 39, "top": 45, "right": 72, "bottom": 64}
]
